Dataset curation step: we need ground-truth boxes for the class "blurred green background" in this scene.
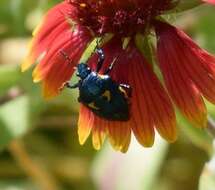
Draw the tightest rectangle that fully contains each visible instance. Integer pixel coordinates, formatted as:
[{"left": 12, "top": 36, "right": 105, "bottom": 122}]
[{"left": 0, "top": 1, "right": 215, "bottom": 190}]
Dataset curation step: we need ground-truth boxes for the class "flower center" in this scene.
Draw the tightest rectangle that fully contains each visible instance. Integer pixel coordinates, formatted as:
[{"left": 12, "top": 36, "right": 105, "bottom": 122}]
[{"left": 68, "top": 0, "right": 178, "bottom": 36}]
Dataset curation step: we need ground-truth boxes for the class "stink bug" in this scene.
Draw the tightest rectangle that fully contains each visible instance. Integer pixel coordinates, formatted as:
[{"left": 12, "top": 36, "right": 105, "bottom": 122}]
[{"left": 60, "top": 47, "right": 131, "bottom": 121}]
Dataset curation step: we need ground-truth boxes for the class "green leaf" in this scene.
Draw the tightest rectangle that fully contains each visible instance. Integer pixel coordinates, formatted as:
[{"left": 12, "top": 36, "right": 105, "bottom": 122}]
[
  {"left": 176, "top": 111, "right": 213, "bottom": 154},
  {"left": 168, "top": 0, "right": 203, "bottom": 13},
  {"left": 135, "top": 33, "right": 155, "bottom": 65},
  {"left": 199, "top": 148, "right": 215, "bottom": 190},
  {"left": 0, "top": 65, "right": 21, "bottom": 95},
  {"left": 0, "top": 96, "right": 29, "bottom": 151},
  {"left": 80, "top": 34, "right": 113, "bottom": 63}
]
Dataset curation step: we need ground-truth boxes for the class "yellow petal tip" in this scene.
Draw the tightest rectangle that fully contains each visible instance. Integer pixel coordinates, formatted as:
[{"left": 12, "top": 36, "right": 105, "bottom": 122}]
[
  {"left": 33, "top": 78, "right": 41, "bottom": 83},
  {"left": 42, "top": 87, "right": 58, "bottom": 100},
  {"left": 32, "top": 21, "right": 43, "bottom": 36},
  {"left": 92, "top": 142, "right": 102, "bottom": 151},
  {"left": 78, "top": 135, "right": 88, "bottom": 145},
  {"left": 112, "top": 144, "right": 129, "bottom": 153},
  {"left": 137, "top": 136, "right": 155, "bottom": 148},
  {"left": 21, "top": 58, "right": 33, "bottom": 72},
  {"left": 164, "top": 131, "right": 178, "bottom": 143},
  {"left": 32, "top": 66, "right": 43, "bottom": 83}
]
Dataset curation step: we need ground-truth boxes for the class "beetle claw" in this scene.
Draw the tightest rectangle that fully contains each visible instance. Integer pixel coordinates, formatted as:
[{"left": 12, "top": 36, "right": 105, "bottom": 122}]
[{"left": 59, "top": 82, "right": 68, "bottom": 91}]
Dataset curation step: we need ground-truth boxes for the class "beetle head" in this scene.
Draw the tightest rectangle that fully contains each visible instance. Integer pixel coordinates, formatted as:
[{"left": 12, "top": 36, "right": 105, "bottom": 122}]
[{"left": 76, "top": 63, "right": 91, "bottom": 79}]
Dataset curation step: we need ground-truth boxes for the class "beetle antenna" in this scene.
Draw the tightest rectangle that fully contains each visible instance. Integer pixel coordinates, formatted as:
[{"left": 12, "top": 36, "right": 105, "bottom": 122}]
[
  {"left": 84, "top": 37, "right": 103, "bottom": 64},
  {"left": 104, "top": 57, "right": 117, "bottom": 74},
  {"left": 59, "top": 50, "right": 73, "bottom": 64},
  {"left": 103, "top": 50, "right": 124, "bottom": 74}
]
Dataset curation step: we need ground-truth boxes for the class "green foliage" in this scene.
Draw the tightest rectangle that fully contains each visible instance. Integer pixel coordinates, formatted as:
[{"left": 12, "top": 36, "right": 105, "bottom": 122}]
[
  {"left": 0, "top": 65, "right": 21, "bottom": 95},
  {"left": 177, "top": 111, "right": 213, "bottom": 155},
  {"left": 169, "top": 0, "right": 203, "bottom": 13},
  {"left": 0, "top": 0, "right": 61, "bottom": 38},
  {"left": 199, "top": 152, "right": 215, "bottom": 190},
  {"left": 0, "top": 96, "right": 29, "bottom": 150}
]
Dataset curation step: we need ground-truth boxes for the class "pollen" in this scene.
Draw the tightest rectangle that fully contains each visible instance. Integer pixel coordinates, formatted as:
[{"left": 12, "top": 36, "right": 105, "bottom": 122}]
[{"left": 79, "top": 3, "right": 86, "bottom": 8}]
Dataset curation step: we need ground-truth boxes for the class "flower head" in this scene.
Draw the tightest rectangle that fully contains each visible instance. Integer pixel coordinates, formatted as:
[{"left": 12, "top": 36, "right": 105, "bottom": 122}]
[
  {"left": 69, "top": 0, "right": 177, "bottom": 36},
  {"left": 22, "top": 0, "right": 215, "bottom": 152}
]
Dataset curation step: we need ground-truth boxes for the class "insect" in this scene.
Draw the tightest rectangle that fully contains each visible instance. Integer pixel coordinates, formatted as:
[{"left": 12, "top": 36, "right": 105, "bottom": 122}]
[{"left": 60, "top": 47, "right": 131, "bottom": 121}]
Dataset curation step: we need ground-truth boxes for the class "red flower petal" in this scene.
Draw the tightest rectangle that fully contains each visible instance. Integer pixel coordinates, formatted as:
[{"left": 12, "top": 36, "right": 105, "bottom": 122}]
[
  {"left": 39, "top": 26, "right": 91, "bottom": 98},
  {"left": 91, "top": 115, "right": 107, "bottom": 150},
  {"left": 203, "top": 0, "right": 215, "bottom": 4},
  {"left": 78, "top": 104, "right": 131, "bottom": 152},
  {"left": 155, "top": 21, "right": 214, "bottom": 127},
  {"left": 106, "top": 121, "right": 131, "bottom": 153},
  {"left": 127, "top": 48, "right": 177, "bottom": 144},
  {"left": 22, "top": 1, "right": 92, "bottom": 98},
  {"left": 78, "top": 104, "right": 94, "bottom": 145},
  {"left": 96, "top": 42, "right": 156, "bottom": 147},
  {"left": 22, "top": 2, "right": 76, "bottom": 71}
]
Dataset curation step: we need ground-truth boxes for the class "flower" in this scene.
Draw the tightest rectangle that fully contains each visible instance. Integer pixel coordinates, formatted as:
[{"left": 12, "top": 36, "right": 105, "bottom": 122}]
[
  {"left": 22, "top": 0, "right": 215, "bottom": 152},
  {"left": 203, "top": 0, "right": 215, "bottom": 4}
]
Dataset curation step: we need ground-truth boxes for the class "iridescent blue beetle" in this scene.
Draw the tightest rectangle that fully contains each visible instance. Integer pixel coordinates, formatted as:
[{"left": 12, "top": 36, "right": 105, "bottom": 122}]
[{"left": 60, "top": 47, "right": 131, "bottom": 121}]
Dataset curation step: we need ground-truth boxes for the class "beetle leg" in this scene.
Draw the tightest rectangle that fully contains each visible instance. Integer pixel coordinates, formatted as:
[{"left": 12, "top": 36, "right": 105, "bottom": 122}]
[
  {"left": 104, "top": 57, "right": 117, "bottom": 74},
  {"left": 88, "top": 102, "right": 100, "bottom": 110},
  {"left": 119, "top": 84, "right": 132, "bottom": 97},
  {"left": 59, "top": 81, "right": 79, "bottom": 91},
  {"left": 96, "top": 48, "right": 105, "bottom": 72},
  {"left": 120, "top": 84, "right": 130, "bottom": 89},
  {"left": 65, "top": 81, "right": 79, "bottom": 89}
]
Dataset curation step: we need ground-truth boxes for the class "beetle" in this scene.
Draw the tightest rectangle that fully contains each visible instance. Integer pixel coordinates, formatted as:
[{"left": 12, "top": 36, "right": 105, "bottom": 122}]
[{"left": 60, "top": 47, "right": 131, "bottom": 121}]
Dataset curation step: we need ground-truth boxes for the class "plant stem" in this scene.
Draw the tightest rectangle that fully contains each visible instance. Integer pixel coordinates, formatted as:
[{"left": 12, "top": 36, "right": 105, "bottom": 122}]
[{"left": 9, "top": 139, "right": 60, "bottom": 190}]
